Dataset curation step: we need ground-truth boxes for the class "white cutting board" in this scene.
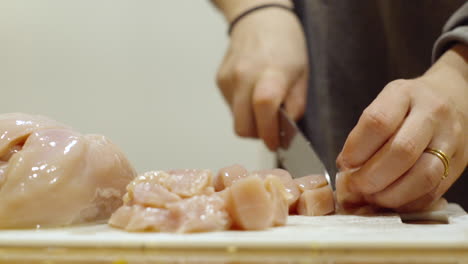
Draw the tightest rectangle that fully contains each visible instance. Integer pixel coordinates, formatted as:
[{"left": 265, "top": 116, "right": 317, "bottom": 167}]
[
  {"left": 0, "top": 203, "right": 466, "bottom": 250},
  {"left": 0, "top": 204, "right": 467, "bottom": 263}
]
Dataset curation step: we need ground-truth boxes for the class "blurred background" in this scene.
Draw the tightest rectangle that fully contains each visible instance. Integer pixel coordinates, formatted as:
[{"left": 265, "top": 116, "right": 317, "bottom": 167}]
[{"left": 0, "top": 0, "right": 274, "bottom": 173}]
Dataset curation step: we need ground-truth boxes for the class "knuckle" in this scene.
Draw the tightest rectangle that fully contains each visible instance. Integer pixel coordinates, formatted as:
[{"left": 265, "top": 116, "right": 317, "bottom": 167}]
[
  {"left": 232, "top": 62, "right": 253, "bottom": 80},
  {"left": 391, "top": 136, "right": 419, "bottom": 160},
  {"left": 430, "top": 97, "right": 452, "bottom": 117},
  {"left": 385, "top": 79, "right": 412, "bottom": 93},
  {"left": 453, "top": 119, "right": 463, "bottom": 142},
  {"left": 361, "top": 108, "right": 393, "bottom": 137},
  {"left": 253, "top": 89, "right": 276, "bottom": 107}
]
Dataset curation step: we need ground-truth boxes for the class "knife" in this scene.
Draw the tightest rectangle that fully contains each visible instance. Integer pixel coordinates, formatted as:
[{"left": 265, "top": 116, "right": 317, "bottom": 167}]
[{"left": 277, "top": 108, "right": 333, "bottom": 188}]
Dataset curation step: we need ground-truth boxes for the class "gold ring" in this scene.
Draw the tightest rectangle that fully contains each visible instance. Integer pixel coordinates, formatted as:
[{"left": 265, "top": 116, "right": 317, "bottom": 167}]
[{"left": 424, "top": 148, "right": 450, "bottom": 180}]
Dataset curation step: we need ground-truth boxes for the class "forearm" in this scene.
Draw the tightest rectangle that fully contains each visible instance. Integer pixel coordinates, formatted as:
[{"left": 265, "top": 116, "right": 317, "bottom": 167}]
[{"left": 210, "top": 0, "right": 292, "bottom": 22}]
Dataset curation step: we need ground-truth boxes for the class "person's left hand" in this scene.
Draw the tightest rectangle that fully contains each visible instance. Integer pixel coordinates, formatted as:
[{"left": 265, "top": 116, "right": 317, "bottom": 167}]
[{"left": 336, "top": 44, "right": 468, "bottom": 212}]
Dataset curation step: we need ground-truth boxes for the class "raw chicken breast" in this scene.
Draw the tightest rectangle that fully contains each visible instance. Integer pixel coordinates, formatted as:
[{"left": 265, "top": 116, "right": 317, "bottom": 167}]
[
  {"left": 0, "top": 113, "right": 136, "bottom": 228},
  {"left": 0, "top": 161, "right": 8, "bottom": 186},
  {"left": 0, "top": 113, "right": 69, "bottom": 160},
  {"left": 297, "top": 186, "right": 335, "bottom": 216}
]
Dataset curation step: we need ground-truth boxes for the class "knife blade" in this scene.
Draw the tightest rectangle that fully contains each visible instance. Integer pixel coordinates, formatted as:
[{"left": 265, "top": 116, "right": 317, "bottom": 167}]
[{"left": 277, "top": 108, "right": 333, "bottom": 188}]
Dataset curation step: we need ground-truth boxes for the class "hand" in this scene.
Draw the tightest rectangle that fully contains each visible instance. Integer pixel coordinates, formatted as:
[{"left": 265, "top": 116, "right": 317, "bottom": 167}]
[
  {"left": 336, "top": 44, "right": 468, "bottom": 212},
  {"left": 216, "top": 6, "right": 308, "bottom": 150}
]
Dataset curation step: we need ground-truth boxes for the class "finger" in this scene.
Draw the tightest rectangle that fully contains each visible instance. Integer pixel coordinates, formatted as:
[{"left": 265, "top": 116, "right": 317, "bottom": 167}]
[
  {"left": 397, "top": 153, "right": 466, "bottom": 213},
  {"left": 284, "top": 70, "right": 308, "bottom": 121},
  {"left": 349, "top": 107, "right": 434, "bottom": 194},
  {"left": 232, "top": 82, "right": 257, "bottom": 138},
  {"left": 394, "top": 122, "right": 466, "bottom": 212},
  {"left": 252, "top": 69, "right": 290, "bottom": 151},
  {"left": 395, "top": 185, "right": 441, "bottom": 213},
  {"left": 337, "top": 80, "right": 411, "bottom": 170},
  {"left": 368, "top": 153, "right": 444, "bottom": 209},
  {"left": 224, "top": 59, "right": 259, "bottom": 138}
]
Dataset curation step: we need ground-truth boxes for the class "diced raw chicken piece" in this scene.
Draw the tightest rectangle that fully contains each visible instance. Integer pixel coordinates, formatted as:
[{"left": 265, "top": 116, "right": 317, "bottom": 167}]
[
  {"left": 264, "top": 175, "right": 289, "bottom": 226},
  {"left": 123, "top": 171, "right": 181, "bottom": 207},
  {"left": 131, "top": 181, "right": 181, "bottom": 208},
  {"left": 335, "top": 169, "right": 387, "bottom": 215},
  {"left": 214, "top": 164, "right": 248, "bottom": 191},
  {"left": 227, "top": 175, "right": 289, "bottom": 230},
  {"left": 0, "top": 114, "right": 136, "bottom": 228},
  {"left": 108, "top": 205, "right": 176, "bottom": 232},
  {"left": 227, "top": 176, "right": 273, "bottom": 230},
  {"left": 108, "top": 205, "right": 133, "bottom": 229},
  {"left": 164, "top": 169, "right": 214, "bottom": 198},
  {"left": 335, "top": 169, "right": 367, "bottom": 210},
  {"left": 251, "top": 169, "right": 300, "bottom": 209},
  {"left": 294, "top": 174, "right": 328, "bottom": 192},
  {"left": 297, "top": 186, "right": 335, "bottom": 216},
  {"left": 167, "top": 194, "right": 231, "bottom": 233}
]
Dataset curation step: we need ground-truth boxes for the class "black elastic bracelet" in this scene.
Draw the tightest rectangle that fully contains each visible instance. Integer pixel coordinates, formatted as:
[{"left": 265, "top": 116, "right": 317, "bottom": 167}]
[{"left": 228, "top": 4, "right": 294, "bottom": 35}]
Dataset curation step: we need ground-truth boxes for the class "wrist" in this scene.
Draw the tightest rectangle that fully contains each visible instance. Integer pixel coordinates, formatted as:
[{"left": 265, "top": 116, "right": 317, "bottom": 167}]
[
  {"left": 212, "top": 0, "right": 293, "bottom": 23},
  {"left": 425, "top": 44, "right": 468, "bottom": 88},
  {"left": 422, "top": 44, "right": 468, "bottom": 113}
]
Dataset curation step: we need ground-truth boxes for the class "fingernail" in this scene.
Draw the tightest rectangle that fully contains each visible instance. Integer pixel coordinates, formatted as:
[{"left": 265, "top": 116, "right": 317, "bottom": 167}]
[{"left": 336, "top": 156, "right": 350, "bottom": 171}]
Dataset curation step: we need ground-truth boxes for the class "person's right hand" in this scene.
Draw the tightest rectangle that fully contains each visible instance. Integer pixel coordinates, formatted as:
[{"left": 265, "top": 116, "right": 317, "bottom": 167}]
[{"left": 216, "top": 6, "right": 309, "bottom": 151}]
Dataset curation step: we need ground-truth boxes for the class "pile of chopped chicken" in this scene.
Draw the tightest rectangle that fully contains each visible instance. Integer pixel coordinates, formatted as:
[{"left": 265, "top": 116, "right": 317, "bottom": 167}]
[
  {"left": 0, "top": 113, "right": 447, "bottom": 232},
  {"left": 109, "top": 165, "right": 335, "bottom": 233}
]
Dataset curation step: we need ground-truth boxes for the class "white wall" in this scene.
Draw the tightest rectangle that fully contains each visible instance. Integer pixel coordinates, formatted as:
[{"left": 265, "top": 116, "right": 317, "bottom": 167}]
[{"left": 0, "top": 0, "right": 274, "bottom": 173}]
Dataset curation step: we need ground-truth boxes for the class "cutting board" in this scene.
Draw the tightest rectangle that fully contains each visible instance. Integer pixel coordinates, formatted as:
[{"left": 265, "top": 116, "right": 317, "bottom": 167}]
[{"left": 0, "top": 204, "right": 467, "bottom": 263}]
